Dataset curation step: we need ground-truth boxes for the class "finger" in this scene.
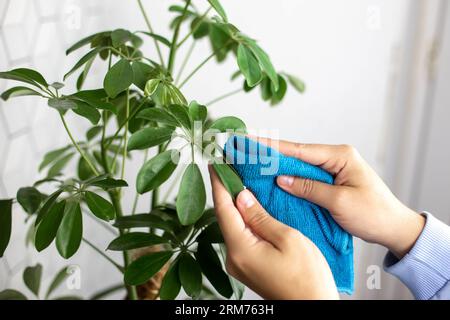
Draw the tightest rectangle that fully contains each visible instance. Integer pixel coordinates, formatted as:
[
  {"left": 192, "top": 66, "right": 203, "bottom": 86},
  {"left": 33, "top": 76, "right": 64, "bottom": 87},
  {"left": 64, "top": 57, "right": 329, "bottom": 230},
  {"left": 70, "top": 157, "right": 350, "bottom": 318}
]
[
  {"left": 235, "top": 189, "right": 295, "bottom": 250},
  {"left": 208, "top": 166, "right": 247, "bottom": 248},
  {"left": 277, "top": 175, "right": 344, "bottom": 211}
]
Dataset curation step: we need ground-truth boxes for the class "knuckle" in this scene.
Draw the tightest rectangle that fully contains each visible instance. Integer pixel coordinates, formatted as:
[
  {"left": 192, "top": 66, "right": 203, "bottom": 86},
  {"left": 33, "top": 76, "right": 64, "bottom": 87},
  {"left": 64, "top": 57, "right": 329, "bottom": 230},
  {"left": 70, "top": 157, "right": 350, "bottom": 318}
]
[
  {"left": 297, "top": 178, "right": 315, "bottom": 196},
  {"left": 247, "top": 209, "right": 269, "bottom": 228},
  {"left": 340, "top": 144, "right": 359, "bottom": 158}
]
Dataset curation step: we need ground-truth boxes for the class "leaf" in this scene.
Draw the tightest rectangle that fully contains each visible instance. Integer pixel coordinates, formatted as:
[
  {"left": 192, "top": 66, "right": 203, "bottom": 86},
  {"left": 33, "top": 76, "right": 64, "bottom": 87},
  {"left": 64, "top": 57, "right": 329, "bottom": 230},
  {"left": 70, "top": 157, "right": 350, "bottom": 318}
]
[
  {"left": 270, "top": 74, "right": 287, "bottom": 106},
  {"left": 64, "top": 47, "right": 101, "bottom": 80},
  {"left": 39, "top": 146, "right": 71, "bottom": 172},
  {"left": 35, "top": 200, "right": 65, "bottom": 251},
  {"left": 35, "top": 189, "right": 64, "bottom": 225},
  {"left": 104, "top": 58, "right": 134, "bottom": 98},
  {"left": 245, "top": 40, "right": 279, "bottom": 90},
  {"left": 72, "top": 100, "right": 101, "bottom": 124},
  {"left": 88, "top": 177, "right": 128, "bottom": 189},
  {"left": 195, "top": 241, "right": 232, "bottom": 298},
  {"left": 56, "top": 201, "right": 83, "bottom": 259},
  {"left": 137, "top": 107, "right": 179, "bottom": 127},
  {"left": 198, "top": 222, "right": 224, "bottom": 243},
  {"left": 209, "top": 24, "right": 232, "bottom": 62},
  {"left": 194, "top": 208, "right": 216, "bottom": 229},
  {"left": 23, "top": 264, "right": 43, "bottom": 297},
  {"left": 90, "top": 284, "right": 124, "bottom": 300},
  {"left": 144, "top": 79, "right": 160, "bottom": 97},
  {"left": 132, "top": 61, "right": 156, "bottom": 91},
  {"left": 71, "top": 88, "right": 108, "bottom": 100},
  {"left": 86, "top": 126, "right": 103, "bottom": 141},
  {"left": 167, "top": 85, "right": 187, "bottom": 105},
  {"left": 219, "top": 244, "right": 245, "bottom": 299},
  {"left": 47, "top": 98, "right": 77, "bottom": 111},
  {"left": 0, "top": 199, "right": 13, "bottom": 257},
  {"left": 136, "top": 150, "right": 179, "bottom": 194},
  {"left": 168, "top": 104, "right": 191, "bottom": 129},
  {"left": 208, "top": 116, "right": 246, "bottom": 133},
  {"left": 208, "top": 0, "right": 228, "bottom": 22},
  {"left": 78, "top": 156, "right": 94, "bottom": 180},
  {"left": 107, "top": 232, "right": 167, "bottom": 251},
  {"left": 17, "top": 187, "right": 43, "bottom": 215},
  {"left": 113, "top": 213, "right": 176, "bottom": 232},
  {"left": 124, "top": 251, "right": 173, "bottom": 285},
  {"left": 0, "top": 289, "right": 28, "bottom": 300},
  {"left": 66, "top": 31, "right": 110, "bottom": 55},
  {"left": 85, "top": 191, "right": 115, "bottom": 221},
  {"left": 191, "top": 17, "right": 210, "bottom": 39},
  {"left": 285, "top": 73, "right": 306, "bottom": 93},
  {"left": 111, "top": 28, "right": 131, "bottom": 47},
  {"left": 176, "top": 164, "right": 206, "bottom": 226},
  {"left": 45, "top": 266, "right": 69, "bottom": 299},
  {"left": 159, "top": 260, "right": 181, "bottom": 300},
  {"left": 212, "top": 161, "right": 244, "bottom": 199},
  {"left": 237, "top": 44, "right": 262, "bottom": 87},
  {"left": 1, "top": 86, "right": 42, "bottom": 101},
  {"left": 127, "top": 127, "right": 174, "bottom": 151},
  {"left": 178, "top": 253, "right": 202, "bottom": 298},
  {"left": 46, "top": 152, "right": 75, "bottom": 178},
  {"left": 0, "top": 68, "right": 48, "bottom": 88},
  {"left": 260, "top": 76, "right": 272, "bottom": 101},
  {"left": 76, "top": 56, "right": 95, "bottom": 90},
  {"left": 50, "top": 82, "right": 65, "bottom": 90},
  {"left": 188, "top": 100, "right": 207, "bottom": 123},
  {"left": 136, "top": 31, "right": 171, "bottom": 47}
]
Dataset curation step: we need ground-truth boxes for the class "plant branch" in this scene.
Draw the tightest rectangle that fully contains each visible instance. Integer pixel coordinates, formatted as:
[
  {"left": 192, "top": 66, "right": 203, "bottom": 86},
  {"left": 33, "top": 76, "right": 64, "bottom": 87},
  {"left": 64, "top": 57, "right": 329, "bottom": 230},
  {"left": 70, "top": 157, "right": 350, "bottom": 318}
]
[
  {"left": 59, "top": 114, "right": 99, "bottom": 176},
  {"left": 167, "top": 0, "right": 191, "bottom": 74},
  {"left": 131, "top": 149, "right": 148, "bottom": 215},
  {"left": 120, "top": 89, "right": 130, "bottom": 180},
  {"left": 206, "top": 88, "right": 244, "bottom": 106},
  {"left": 137, "top": 0, "right": 165, "bottom": 68},
  {"left": 178, "top": 51, "right": 216, "bottom": 89},
  {"left": 82, "top": 238, "right": 124, "bottom": 273},
  {"left": 175, "top": 41, "right": 196, "bottom": 85},
  {"left": 177, "top": 6, "right": 212, "bottom": 48}
]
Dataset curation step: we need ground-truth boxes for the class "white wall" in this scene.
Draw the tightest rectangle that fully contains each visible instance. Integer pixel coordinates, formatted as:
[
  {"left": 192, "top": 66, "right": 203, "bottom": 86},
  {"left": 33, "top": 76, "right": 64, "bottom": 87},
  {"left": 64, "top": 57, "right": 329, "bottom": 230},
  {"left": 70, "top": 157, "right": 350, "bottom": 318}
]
[{"left": 3, "top": 0, "right": 445, "bottom": 300}]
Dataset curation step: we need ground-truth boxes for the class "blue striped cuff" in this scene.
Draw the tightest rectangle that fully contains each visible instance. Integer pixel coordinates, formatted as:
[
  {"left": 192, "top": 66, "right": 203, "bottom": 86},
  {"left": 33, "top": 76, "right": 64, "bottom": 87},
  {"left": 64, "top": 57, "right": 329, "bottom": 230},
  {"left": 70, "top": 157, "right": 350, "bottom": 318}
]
[{"left": 383, "top": 212, "right": 450, "bottom": 300}]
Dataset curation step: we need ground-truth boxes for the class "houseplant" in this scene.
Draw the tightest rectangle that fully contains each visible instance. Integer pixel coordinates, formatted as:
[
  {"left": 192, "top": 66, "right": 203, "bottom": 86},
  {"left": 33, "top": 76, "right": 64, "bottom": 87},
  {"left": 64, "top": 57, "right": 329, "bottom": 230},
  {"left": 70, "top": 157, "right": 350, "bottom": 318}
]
[{"left": 0, "top": 0, "right": 304, "bottom": 300}]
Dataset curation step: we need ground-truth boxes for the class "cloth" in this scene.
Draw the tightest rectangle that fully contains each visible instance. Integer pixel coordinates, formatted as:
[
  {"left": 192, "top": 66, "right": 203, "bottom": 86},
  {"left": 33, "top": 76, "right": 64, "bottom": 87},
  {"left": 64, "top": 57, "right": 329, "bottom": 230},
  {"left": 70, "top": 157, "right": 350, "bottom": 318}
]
[
  {"left": 223, "top": 136, "right": 354, "bottom": 294},
  {"left": 384, "top": 212, "right": 450, "bottom": 300}
]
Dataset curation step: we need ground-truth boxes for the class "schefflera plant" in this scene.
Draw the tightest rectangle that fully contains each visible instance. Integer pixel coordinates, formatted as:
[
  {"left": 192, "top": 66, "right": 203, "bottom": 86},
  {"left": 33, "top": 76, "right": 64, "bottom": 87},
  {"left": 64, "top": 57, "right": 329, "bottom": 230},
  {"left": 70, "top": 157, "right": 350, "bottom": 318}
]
[{"left": 0, "top": 0, "right": 305, "bottom": 300}]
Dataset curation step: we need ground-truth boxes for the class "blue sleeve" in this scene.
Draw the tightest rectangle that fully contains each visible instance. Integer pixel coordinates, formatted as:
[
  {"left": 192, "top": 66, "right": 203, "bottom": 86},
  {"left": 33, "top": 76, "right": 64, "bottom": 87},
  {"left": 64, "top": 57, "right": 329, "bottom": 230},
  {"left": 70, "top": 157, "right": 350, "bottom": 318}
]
[{"left": 383, "top": 212, "right": 450, "bottom": 300}]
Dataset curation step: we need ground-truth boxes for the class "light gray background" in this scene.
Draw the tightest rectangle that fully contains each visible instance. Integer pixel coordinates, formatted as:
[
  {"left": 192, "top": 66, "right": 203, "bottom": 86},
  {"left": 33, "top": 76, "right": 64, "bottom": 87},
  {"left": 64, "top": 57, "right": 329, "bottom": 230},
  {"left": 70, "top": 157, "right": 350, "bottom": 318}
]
[{"left": 0, "top": 0, "right": 448, "bottom": 300}]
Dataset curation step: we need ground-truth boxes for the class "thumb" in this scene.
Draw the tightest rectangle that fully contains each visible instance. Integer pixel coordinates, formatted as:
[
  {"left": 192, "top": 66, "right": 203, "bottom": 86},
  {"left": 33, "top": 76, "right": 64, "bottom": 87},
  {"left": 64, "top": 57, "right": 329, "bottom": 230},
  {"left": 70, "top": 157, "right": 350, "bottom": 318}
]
[{"left": 236, "top": 189, "right": 295, "bottom": 249}]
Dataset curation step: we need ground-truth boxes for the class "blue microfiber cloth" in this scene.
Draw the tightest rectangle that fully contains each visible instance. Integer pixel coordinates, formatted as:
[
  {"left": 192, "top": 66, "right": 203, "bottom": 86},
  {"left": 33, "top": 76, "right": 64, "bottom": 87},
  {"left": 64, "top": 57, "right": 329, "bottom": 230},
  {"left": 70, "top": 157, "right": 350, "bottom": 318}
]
[{"left": 223, "top": 135, "right": 354, "bottom": 294}]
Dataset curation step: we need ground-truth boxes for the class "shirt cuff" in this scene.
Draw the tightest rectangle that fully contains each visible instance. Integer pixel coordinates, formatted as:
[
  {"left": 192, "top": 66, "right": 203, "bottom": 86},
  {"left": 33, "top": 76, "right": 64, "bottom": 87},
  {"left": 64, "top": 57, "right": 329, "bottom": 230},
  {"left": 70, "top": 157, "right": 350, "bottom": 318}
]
[{"left": 383, "top": 212, "right": 450, "bottom": 300}]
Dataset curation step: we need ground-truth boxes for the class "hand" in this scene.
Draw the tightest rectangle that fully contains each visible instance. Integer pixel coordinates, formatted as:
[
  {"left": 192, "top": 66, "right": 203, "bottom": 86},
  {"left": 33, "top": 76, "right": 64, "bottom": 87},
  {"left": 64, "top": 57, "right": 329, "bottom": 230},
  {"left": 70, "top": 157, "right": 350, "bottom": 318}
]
[
  {"left": 208, "top": 166, "right": 339, "bottom": 300},
  {"left": 254, "top": 137, "right": 425, "bottom": 259}
]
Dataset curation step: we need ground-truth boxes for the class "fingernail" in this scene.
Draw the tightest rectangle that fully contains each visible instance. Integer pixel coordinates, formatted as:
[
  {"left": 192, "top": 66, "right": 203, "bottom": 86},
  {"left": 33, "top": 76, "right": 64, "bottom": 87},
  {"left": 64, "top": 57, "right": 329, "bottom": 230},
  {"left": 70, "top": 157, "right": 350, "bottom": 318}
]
[
  {"left": 239, "top": 190, "right": 255, "bottom": 208},
  {"left": 278, "top": 175, "right": 294, "bottom": 187}
]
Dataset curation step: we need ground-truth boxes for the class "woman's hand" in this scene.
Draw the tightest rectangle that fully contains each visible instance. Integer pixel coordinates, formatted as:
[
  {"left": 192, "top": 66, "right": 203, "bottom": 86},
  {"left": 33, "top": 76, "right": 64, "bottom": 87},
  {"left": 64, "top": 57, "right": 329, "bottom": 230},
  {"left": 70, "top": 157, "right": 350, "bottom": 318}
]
[
  {"left": 208, "top": 166, "right": 339, "bottom": 300},
  {"left": 252, "top": 137, "right": 425, "bottom": 259}
]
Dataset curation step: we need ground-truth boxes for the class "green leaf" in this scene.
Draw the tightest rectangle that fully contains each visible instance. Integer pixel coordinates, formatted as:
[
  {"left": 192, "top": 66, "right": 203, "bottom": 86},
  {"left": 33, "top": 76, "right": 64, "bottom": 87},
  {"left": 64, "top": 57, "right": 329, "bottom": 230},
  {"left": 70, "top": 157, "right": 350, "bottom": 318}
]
[
  {"left": 107, "top": 232, "right": 167, "bottom": 251},
  {"left": 17, "top": 187, "right": 43, "bottom": 215},
  {"left": 137, "top": 107, "right": 179, "bottom": 127},
  {"left": 188, "top": 100, "right": 207, "bottom": 123},
  {"left": 168, "top": 104, "right": 191, "bottom": 129},
  {"left": 0, "top": 289, "right": 28, "bottom": 300},
  {"left": 111, "top": 28, "right": 131, "bottom": 47},
  {"left": 191, "top": 17, "right": 210, "bottom": 39},
  {"left": 270, "top": 74, "right": 287, "bottom": 106},
  {"left": 285, "top": 73, "right": 306, "bottom": 93},
  {"left": 88, "top": 177, "right": 128, "bottom": 189},
  {"left": 39, "top": 146, "right": 71, "bottom": 172},
  {"left": 45, "top": 266, "right": 69, "bottom": 299},
  {"left": 0, "top": 68, "right": 48, "bottom": 88},
  {"left": 194, "top": 208, "right": 216, "bottom": 229},
  {"left": 71, "top": 88, "right": 108, "bottom": 100},
  {"left": 219, "top": 244, "right": 245, "bottom": 299},
  {"left": 136, "top": 31, "right": 171, "bottom": 47},
  {"left": 72, "top": 100, "right": 101, "bottom": 124},
  {"left": 124, "top": 251, "right": 173, "bottom": 285},
  {"left": 35, "top": 189, "right": 64, "bottom": 225},
  {"left": 78, "top": 156, "right": 94, "bottom": 180},
  {"left": 176, "top": 164, "right": 206, "bottom": 226},
  {"left": 245, "top": 40, "right": 279, "bottom": 90},
  {"left": 46, "top": 152, "right": 75, "bottom": 178},
  {"left": 1, "top": 86, "right": 42, "bottom": 101},
  {"left": 198, "top": 222, "right": 224, "bottom": 243},
  {"left": 56, "top": 201, "right": 83, "bottom": 259},
  {"left": 237, "top": 44, "right": 262, "bottom": 87},
  {"left": 35, "top": 201, "right": 66, "bottom": 251},
  {"left": 50, "top": 82, "right": 64, "bottom": 90},
  {"left": 0, "top": 199, "right": 13, "bottom": 257},
  {"left": 113, "top": 213, "right": 176, "bottom": 232},
  {"left": 167, "top": 85, "right": 187, "bottom": 105},
  {"left": 85, "top": 191, "right": 115, "bottom": 221},
  {"left": 90, "top": 284, "right": 125, "bottom": 300},
  {"left": 86, "top": 126, "right": 103, "bottom": 141},
  {"left": 104, "top": 58, "right": 134, "bottom": 98},
  {"left": 66, "top": 31, "right": 110, "bottom": 55},
  {"left": 132, "top": 61, "right": 156, "bottom": 91},
  {"left": 76, "top": 57, "right": 95, "bottom": 90},
  {"left": 209, "top": 24, "right": 232, "bottom": 62},
  {"left": 260, "top": 76, "right": 272, "bottom": 101},
  {"left": 64, "top": 47, "right": 101, "bottom": 80},
  {"left": 195, "top": 241, "right": 232, "bottom": 298},
  {"left": 212, "top": 161, "right": 244, "bottom": 199},
  {"left": 136, "top": 150, "right": 179, "bottom": 194},
  {"left": 127, "top": 127, "right": 174, "bottom": 151},
  {"left": 208, "top": 0, "right": 228, "bottom": 22},
  {"left": 23, "top": 264, "right": 43, "bottom": 297},
  {"left": 144, "top": 79, "right": 160, "bottom": 97},
  {"left": 159, "top": 260, "right": 181, "bottom": 300},
  {"left": 208, "top": 116, "right": 246, "bottom": 133},
  {"left": 47, "top": 98, "right": 77, "bottom": 111},
  {"left": 178, "top": 253, "right": 202, "bottom": 298}
]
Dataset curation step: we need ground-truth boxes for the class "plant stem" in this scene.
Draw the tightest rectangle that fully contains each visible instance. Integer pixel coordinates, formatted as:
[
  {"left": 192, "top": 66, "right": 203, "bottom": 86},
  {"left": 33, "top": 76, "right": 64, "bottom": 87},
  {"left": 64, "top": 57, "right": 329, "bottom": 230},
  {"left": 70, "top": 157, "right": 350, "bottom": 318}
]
[
  {"left": 178, "top": 51, "right": 216, "bottom": 89},
  {"left": 82, "top": 238, "right": 124, "bottom": 273},
  {"left": 206, "top": 88, "right": 244, "bottom": 106},
  {"left": 137, "top": 0, "right": 165, "bottom": 68},
  {"left": 167, "top": 0, "right": 191, "bottom": 74},
  {"left": 121, "top": 89, "right": 130, "bottom": 180},
  {"left": 59, "top": 114, "right": 99, "bottom": 176},
  {"left": 131, "top": 149, "right": 148, "bottom": 215},
  {"left": 175, "top": 41, "right": 196, "bottom": 85},
  {"left": 177, "top": 6, "right": 212, "bottom": 48}
]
